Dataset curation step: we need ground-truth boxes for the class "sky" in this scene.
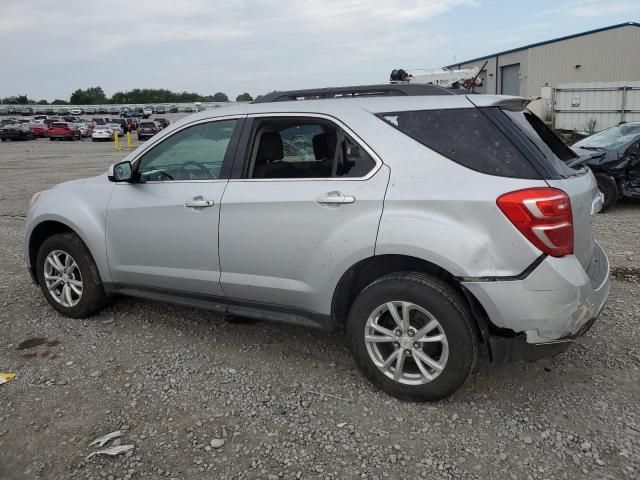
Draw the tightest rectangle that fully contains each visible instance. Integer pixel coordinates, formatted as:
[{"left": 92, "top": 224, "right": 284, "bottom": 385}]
[{"left": 1, "top": 0, "right": 639, "bottom": 101}]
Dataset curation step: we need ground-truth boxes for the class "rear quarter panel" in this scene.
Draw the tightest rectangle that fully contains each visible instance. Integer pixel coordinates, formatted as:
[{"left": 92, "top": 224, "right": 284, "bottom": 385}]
[{"left": 352, "top": 113, "right": 548, "bottom": 277}]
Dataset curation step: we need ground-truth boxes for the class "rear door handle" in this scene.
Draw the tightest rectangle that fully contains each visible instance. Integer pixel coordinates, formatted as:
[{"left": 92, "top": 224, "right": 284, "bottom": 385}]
[
  {"left": 316, "top": 192, "right": 356, "bottom": 205},
  {"left": 184, "top": 198, "right": 214, "bottom": 208}
]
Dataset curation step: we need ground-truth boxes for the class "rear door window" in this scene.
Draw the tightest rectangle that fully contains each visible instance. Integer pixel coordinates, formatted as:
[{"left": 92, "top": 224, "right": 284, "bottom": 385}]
[{"left": 379, "top": 108, "right": 541, "bottom": 179}]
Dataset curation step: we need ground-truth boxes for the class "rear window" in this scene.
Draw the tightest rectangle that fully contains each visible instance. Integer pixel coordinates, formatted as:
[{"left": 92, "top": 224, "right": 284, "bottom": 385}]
[
  {"left": 52, "top": 123, "right": 68, "bottom": 128},
  {"left": 379, "top": 108, "right": 541, "bottom": 179},
  {"left": 500, "top": 108, "right": 578, "bottom": 177},
  {"left": 140, "top": 122, "right": 155, "bottom": 128}
]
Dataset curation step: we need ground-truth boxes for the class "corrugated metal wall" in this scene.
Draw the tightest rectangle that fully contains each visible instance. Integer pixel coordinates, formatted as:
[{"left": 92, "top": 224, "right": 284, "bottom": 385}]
[
  {"left": 553, "top": 81, "right": 640, "bottom": 131},
  {"left": 452, "top": 24, "right": 640, "bottom": 97}
]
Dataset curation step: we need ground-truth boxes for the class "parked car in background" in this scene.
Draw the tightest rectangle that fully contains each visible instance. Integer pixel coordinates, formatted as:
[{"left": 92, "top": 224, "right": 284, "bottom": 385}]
[
  {"left": 8, "top": 106, "right": 18, "bottom": 115},
  {"left": 169, "top": 104, "right": 178, "bottom": 113},
  {"left": 91, "top": 125, "right": 113, "bottom": 141},
  {"left": 30, "top": 123, "right": 49, "bottom": 138},
  {"left": 571, "top": 121, "right": 640, "bottom": 210},
  {"left": 70, "top": 107, "right": 83, "bottom": 115},
  {"left": 0, "top": 123, "right": 36, "bottom": 141},
  {"left": 20, "top": 107, "right": 34, "bottom": 116},
  {"left": 85, "top": 107, "right": 96, "bottom": 114},
  {"left": 142, "top": 106, "right": 153, "bottom": 119},
  {"left": 155, "top": 105, "right": 166, "bottom": 114},
  {"left": 34, "top": 114, "right": 48, "bottom": 121},
  {"left": 48, "top": 122, "right": 81, "bottom": 141},
  {"left": 107, "top": 123, "right": 125, "bottom": 136},
  {"left": 24, "top": 86, "right": 610, "bottom": 401},
  {"left": 154, "top": 118, "right": 169, "bottom": 129},
  {"left": 74, "top": 122, "right": 92, "bottom": 138},
  {"left": 183, "top": 105, "right": 194, "bottom": 113},
  {"left": 137, "top": 121, "right": 159, "bottom": 140},
  {"left": 109, "top": 107, "right": 120, "bottom": 115},
  {"left": 114, "top": 118, "right": 129, "bottom": 132},
  {"left": 125, "top": 118, "right": 138, "bottom": 131}
]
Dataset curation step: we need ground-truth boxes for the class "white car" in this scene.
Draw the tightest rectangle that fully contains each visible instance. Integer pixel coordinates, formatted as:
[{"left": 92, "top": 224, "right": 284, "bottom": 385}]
[
  {"left": 142, "top": 106, "right": 153, "bottom": 118},
  {"left": 107, "top": 123, "right": 124, "bottom": 136},
  {"left": 91, "top": 125, "right": 113, "bottom": 142},
  {"left": 74, "top": 122, "right": 92, "bottom": 138},
  {"left": 70, "top": 107, "right": 83, "bottom": 115}
]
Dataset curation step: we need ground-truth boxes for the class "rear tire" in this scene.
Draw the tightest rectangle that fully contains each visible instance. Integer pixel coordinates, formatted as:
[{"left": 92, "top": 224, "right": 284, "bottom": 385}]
[
  {"left": 595, "top": 173, "right": 619, "bottom": 212},
  {"left": 347, "top": 272, "right": 478, "bottom": 401},
  {"left": 36, "top": 233, "right": 109, "bottom": 318}
]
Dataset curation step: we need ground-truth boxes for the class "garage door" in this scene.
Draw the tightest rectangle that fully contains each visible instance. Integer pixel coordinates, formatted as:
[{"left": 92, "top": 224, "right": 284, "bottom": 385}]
[{"left": 501, "top": 64, "right": 520, "bottom": 96}]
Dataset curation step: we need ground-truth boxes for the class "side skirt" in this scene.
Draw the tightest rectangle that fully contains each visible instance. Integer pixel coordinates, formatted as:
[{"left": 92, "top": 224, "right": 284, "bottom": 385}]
[{"left": 103, "top": 283, "right": 335, "bottom": 332}]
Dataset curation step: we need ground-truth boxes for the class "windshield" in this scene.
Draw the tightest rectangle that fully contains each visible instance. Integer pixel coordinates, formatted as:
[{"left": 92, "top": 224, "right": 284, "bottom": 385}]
[{"left": 574, "top": 123, "right": 640, "bottom": 149}]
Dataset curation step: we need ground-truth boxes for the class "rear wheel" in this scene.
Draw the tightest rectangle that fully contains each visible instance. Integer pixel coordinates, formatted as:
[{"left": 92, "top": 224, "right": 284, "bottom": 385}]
[
  {"left": 36, "top": 233, "right": 109, "bottom": 318},
  {"left": 595, "top": 173, "right": 619, "bottom": 212},
  {"left": 347, "top": 272, "right": 478, "bottom": 401}
]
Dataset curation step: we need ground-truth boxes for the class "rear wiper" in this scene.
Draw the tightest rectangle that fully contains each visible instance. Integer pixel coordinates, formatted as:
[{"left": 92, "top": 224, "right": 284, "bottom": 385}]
[{"left": 578, "top": 146, "right": 605, "bottom": 151}]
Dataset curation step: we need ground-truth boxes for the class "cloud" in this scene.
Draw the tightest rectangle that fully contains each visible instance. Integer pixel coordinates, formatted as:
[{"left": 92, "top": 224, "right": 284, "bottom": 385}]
[
  {"left": 537, "top": 0, "right": 640, "bottom": 18},
  {"left": 1, "top": 0, "right": 482, "bottom": 99}
]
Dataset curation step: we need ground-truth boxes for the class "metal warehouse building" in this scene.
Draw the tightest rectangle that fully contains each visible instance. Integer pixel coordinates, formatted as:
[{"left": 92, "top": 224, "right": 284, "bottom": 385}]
[{"left": 447, "top": 22, "right": 640, "bottom": 97}]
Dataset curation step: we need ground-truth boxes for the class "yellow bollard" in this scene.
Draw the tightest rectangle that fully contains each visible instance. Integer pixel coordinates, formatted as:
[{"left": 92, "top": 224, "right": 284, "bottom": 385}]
[
  {"left": 127, "top": 131, "right": 133, "bottom": 149},
  {"left": 114, "top": 131, "right": 120, "bottom": 150}
]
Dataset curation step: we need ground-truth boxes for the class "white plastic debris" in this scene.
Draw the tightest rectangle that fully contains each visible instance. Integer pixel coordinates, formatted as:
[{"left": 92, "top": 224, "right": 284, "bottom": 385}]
[
  {"left": 89, "top": 430, "right": 123, "bottom": 447},
  {"left": 337, "top": 422, "right": 347, "bottom": 428},
  {"left": 0, "top": 373, "right": 16, "bottom": 386},
  {"left": 85, "top": 444, "right": 134, "bottom": 460}
]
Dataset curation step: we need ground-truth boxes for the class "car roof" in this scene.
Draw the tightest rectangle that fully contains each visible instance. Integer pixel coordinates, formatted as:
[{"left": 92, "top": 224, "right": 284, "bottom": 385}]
[{"left": 172, "top": 93, "right": 527, "bottom": 124}]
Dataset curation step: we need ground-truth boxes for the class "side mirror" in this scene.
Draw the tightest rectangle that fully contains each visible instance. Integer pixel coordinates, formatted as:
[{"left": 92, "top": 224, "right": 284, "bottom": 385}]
[{"left": 108, "top": 161, "right": 134, "bottom": 182}]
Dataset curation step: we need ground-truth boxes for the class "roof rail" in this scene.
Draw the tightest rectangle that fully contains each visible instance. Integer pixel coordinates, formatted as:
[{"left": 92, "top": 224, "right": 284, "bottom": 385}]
[{"left": 252, "top": 84, "right": 465, "bottom": 103}]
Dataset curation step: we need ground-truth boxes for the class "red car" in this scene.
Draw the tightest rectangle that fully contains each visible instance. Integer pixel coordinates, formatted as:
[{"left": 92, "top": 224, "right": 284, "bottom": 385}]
[
  {"left": 30, "top": 123, "right": 49, "bottom": 138},
  {"left": 48, "top": 122, "right": 81, "bottom": 141}
]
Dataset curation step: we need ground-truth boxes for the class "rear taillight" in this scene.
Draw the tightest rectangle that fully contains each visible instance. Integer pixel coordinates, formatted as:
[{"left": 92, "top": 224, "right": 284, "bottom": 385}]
[{"left": 497, "top": 187, "right": 573, "bottom": 257}]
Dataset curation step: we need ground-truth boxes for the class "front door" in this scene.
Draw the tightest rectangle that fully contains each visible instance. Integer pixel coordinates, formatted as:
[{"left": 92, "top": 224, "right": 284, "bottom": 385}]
[{"left": 106, "top": 117, "right": 242, "bottom": 296}]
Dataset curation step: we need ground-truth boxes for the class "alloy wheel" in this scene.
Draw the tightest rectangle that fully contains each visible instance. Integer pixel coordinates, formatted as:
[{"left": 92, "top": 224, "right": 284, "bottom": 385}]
[
  {"left": 43, "top": 250, "right": 83, "bottom": 307},
  {"left": 364, "top": 301, "right": 449, "bottom": 385}
]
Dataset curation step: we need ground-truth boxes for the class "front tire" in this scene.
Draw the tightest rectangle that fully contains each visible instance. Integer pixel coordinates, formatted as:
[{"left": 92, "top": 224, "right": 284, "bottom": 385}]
[
  {"left": 36, "top": 233, "right": 109, "bottom": 318},
  {"left": 347, "top": 272, "right": 478, "bottom": 401},
  {"left": 595, "top": 173, "right": 618, "bottom": 212}
]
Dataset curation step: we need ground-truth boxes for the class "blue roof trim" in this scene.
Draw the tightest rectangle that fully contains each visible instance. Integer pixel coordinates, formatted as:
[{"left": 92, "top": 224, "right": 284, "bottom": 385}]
[{"left": 445, "top": 22, "right": 640, "bottom": 68}]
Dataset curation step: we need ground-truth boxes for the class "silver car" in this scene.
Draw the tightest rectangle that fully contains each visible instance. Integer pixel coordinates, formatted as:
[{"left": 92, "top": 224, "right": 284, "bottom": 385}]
[{"left": 25, "top": 85, "right": 610, "bottom": 401}]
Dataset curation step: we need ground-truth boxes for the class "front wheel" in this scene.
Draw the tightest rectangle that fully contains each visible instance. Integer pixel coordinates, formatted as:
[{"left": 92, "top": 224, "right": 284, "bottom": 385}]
[
  {"left": 595, "top": 173, "right": 619, "bottom": 212},
  {"left": 36, "top": 233, "right": 109, "bottom": 318},
  {"left": 347, "top": 272, "right": 478, "bottom": 401}
]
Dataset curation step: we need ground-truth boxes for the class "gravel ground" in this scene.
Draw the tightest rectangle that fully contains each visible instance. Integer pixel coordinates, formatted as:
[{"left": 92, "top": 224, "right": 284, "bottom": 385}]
[{"left": 1, "top": 130, "right": 639, "bottom": 480}]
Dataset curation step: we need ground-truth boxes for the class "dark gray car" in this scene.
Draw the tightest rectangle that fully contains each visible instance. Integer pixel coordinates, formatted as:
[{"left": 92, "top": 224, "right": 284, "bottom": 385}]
[{"left": 572, "top": 121, "right": 640, "bottom": 210}]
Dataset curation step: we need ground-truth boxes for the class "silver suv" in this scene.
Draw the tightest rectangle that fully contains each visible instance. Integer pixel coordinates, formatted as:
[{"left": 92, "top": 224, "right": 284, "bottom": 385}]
[{"left": 25, "top": 85, "right": 610, "bottom": 401}]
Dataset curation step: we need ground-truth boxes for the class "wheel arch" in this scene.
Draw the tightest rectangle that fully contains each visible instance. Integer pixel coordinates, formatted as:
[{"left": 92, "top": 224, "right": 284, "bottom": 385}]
[
  {"left": 28, "top": 219, "right": 104, "bottom": 285},
  {"left": 331, "top": 254, "right": 494, "bottom": 353}
]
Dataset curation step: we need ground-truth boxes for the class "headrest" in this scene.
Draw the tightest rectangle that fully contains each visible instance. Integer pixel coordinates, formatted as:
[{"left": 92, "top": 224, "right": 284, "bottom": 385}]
[
  {"left": 313, "top": 131, "right": 338, "bottom": 160},
  {"left": 256, "top": 132, "right": 283, "bottom": 164}
]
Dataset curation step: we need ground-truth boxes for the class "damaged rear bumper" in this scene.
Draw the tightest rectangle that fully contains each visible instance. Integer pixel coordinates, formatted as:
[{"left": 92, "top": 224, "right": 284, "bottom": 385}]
[{"left": 462, "top": 242, "right": 610, "bottom": 361}]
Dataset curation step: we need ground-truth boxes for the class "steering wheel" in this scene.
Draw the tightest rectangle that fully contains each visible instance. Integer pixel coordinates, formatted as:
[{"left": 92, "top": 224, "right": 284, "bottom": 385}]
[{"left": 177, "top": 161, "right": 217, "bottom": 180}]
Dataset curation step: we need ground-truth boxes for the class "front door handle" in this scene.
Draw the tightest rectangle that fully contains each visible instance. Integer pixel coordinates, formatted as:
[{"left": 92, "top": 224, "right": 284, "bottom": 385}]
[
  {"left": 184, "top": 197, "right": 214, "bottom": 208},
  {"left": 316, "top": 192, "right": 356, "bottom": 205}
]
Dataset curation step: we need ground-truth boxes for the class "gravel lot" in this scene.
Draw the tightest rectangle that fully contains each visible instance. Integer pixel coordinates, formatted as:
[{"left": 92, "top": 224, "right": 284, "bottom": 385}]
[{"left": 1, "top": 122, "right": 639, "bottom": 480}]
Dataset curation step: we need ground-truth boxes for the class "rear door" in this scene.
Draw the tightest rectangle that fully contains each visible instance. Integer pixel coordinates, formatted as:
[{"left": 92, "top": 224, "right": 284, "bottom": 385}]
[{"left": 218, "top": 113, "right": 389, "bottom": 315}]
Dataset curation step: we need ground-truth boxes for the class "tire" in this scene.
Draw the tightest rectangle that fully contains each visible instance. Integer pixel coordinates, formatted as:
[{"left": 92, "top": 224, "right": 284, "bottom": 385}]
[
  {"left": 1, "top": 138, "right": 6, "bottom": 142},
  {"left": 36, "top": 232, "right": 109, "bottom": 318},
  {"left": 49, "top": 137, "right": 54, "bottom": 141},
  {"left": 346, "top": 272, "right": 478, "bottom": 401},
  {"left": 92, "top": 138, "right": 96, "bottom": 142},
  {"left": 595, "top": 173, "right": 619, "bottom": 212}
]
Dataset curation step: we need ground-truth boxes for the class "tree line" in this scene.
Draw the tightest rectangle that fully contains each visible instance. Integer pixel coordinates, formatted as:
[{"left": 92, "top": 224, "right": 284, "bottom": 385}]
[{"left": 1, "top": 87, "right": 254, "bottom": 105}]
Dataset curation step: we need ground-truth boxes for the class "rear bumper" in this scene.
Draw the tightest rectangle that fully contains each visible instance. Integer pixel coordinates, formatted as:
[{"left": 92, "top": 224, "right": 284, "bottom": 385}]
[{"left": 463, "top": 242, "right": 609, "bottom": 353}]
